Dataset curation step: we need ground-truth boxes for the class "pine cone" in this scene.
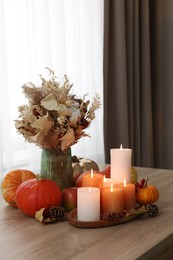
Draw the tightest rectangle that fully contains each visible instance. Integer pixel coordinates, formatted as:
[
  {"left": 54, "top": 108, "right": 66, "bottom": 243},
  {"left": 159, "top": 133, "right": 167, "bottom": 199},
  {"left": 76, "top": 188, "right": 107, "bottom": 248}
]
[
  {"left": 49, "top": 206, "right": 67, "bottom": 221},
  {"left": 100, "top": 211, "right": 125, "bottom": 221},
  {"left": 146, "top": 204, "right": 159, "bottom": 217}
]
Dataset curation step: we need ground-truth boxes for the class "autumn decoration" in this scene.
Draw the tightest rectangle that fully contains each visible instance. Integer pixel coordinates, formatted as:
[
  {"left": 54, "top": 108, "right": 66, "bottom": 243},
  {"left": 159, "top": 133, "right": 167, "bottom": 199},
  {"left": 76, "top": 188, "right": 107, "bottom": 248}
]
[
  {"left": 15, "top": 175, "right": 62, "bottom": 217},
  {"left": 1, "top": 169, "right": 36, "bottom": 208},
  {"left": 135, "top": 177, "right": 159, "bottom": 205},
  {"left": 14, "top": 68, "right": 101, "bottom": 151},
  {"left": 14, "top": 68, "right": 101, "bottom": 190}
]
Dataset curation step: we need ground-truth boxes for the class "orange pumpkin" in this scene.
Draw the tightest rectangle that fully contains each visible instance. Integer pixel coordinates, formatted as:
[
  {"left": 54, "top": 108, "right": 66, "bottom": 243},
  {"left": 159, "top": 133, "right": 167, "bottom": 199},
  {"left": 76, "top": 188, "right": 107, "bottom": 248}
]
[
  {"left": 15, "top": 176, "right": 62, "bottom": 217},
  {"left": 136, "top": 185, "right": 159, "bottom": 205},
  {"left": 1, "top": 169, "right": 36, "bottom": 208}
]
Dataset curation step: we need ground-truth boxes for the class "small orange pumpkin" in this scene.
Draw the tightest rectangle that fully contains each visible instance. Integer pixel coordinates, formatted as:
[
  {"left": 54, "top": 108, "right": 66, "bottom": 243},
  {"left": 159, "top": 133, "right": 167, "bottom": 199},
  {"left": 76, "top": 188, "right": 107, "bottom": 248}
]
[
  {"left": 1, "top": 169, "right": 36, "bottom": 208},
  {"left": 136, "top": 183, "right": 159, "bottom": 205}
]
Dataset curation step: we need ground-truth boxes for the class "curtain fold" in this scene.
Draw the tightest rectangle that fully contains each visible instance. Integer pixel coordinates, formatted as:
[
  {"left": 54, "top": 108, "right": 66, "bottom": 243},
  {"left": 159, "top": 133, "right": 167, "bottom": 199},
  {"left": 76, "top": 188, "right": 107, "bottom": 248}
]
[
  {"left": 103, "top": 0, "right": 167, "bottom": 168},
  {"left": 104, "top": 0, "right": 129, "bottom": 161}
]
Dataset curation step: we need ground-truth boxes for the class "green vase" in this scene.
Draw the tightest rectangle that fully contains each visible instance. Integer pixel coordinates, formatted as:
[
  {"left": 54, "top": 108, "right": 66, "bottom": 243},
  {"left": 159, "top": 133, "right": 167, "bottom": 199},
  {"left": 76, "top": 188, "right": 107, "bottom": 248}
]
[{"left": 40, "top": 148, "right": 74, "bottom": 190}]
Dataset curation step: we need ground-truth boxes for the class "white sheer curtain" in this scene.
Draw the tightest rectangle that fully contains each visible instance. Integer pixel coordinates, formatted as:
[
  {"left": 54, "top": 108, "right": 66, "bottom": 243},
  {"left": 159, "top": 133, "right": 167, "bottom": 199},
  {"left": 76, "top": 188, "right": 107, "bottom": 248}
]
[{"left": 0, "top": 0, "right": 104, "bottom": 180}]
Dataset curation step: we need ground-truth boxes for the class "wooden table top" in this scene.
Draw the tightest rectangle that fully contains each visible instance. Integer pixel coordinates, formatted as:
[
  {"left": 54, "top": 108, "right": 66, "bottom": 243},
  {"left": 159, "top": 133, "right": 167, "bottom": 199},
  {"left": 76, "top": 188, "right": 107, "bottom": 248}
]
[{"left": 0, "top": 167, "right": 173, "bottom": 260}]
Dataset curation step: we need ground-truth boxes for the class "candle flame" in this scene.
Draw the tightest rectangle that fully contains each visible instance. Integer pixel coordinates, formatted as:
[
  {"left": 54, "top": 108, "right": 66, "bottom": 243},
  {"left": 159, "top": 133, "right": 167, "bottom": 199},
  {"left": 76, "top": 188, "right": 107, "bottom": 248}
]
[
  {"left": 89, "top": 187, "right": 91, "bottom": 192},
  {"left": 124, "top": 179, "right": 126, "bottom": 187},
  {"left": 103, "top": 175, "right": 106, "bottom": 182},
  {"left": 111, "top": 184, "right": 113, "bottom": 192},
  {"left": 91, "top": 168, "right": 94, "bottom": 178},
  {"left": 120, "top": 144, "right": 123, "bottom": 150}
]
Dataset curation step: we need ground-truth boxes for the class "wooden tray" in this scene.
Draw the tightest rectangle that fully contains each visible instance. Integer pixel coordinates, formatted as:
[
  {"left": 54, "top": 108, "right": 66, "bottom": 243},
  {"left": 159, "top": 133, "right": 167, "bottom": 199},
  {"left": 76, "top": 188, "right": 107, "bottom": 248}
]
[{"left": 66, "top": 207, "right": 146, "bottom": 228}]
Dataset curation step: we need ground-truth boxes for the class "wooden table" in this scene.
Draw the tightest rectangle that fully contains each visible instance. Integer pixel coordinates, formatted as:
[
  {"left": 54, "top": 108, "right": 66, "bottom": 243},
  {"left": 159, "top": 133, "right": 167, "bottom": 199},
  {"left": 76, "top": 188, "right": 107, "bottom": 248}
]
[{"left": 1, "top": 167, "right": 173, "bottom": 260}]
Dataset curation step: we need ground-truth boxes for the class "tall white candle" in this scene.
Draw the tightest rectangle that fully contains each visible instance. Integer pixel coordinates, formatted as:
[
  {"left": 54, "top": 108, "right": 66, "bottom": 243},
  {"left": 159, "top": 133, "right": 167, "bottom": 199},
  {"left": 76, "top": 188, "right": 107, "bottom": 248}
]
[
  {"left": 110, "top": 145, "right": 132, "bottom": 183},
  {"left": 77, "top": 187, "right": 100, "bottom": 221}
]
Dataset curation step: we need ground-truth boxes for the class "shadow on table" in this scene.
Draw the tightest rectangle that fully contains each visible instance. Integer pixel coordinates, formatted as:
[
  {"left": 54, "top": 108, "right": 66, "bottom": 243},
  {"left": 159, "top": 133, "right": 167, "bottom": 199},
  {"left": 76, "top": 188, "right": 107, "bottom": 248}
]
[{"left": 137, "top": 233, "right": 173, "bottom": 259}]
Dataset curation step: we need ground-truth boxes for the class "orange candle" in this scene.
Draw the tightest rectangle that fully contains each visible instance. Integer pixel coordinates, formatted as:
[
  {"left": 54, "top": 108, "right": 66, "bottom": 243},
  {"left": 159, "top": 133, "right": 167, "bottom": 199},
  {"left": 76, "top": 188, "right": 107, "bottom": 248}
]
[
  {"left": 101, "top": 185, "right": 124, "bottom": 213},
  {"left": 116, "top": 179, "right": 136, "bottom": 209},
  {"left": 82, "top": 169, "right": 104, "bottom": 188},
  {"left": 103, "top": 175, "right": 117, "bottom": 188}
]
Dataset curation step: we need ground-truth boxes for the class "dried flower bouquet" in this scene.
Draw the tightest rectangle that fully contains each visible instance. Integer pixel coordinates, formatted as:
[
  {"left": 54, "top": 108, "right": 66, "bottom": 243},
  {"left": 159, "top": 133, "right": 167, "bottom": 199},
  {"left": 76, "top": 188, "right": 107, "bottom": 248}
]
[{"left": 15, "top": 68, "right": 101, "bottom": 151}]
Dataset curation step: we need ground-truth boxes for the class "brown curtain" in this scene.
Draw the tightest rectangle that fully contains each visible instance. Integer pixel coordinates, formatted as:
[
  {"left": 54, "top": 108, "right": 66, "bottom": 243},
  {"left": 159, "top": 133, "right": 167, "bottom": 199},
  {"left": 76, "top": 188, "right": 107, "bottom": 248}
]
[{"left": 104, "top": 0, "right": 173, "bottom": 169}]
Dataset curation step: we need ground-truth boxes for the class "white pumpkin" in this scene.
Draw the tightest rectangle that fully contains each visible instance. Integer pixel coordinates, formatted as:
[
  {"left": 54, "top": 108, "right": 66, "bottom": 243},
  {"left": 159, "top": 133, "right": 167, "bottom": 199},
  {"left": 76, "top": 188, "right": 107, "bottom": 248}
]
[{"left": 72, "top": 156, "right": 99, "bottom": 180}]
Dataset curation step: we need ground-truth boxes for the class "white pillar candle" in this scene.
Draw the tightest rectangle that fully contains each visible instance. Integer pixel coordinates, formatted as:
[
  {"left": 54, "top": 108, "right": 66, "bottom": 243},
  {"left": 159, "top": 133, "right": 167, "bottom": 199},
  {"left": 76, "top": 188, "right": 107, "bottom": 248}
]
[
  {"left": 77, "top": 187, "right": 100, "bottom": 221},
  {"left": 110, "top": 145, "right": 132, "bottom": 183}
]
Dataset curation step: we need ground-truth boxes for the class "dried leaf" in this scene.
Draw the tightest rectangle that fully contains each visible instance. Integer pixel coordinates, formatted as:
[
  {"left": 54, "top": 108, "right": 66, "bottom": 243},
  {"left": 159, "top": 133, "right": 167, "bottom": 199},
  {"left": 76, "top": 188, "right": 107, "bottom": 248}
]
[
  {"left": 14, "top": 120, "right": 23, "bottom": 129},
  {"left": 41, "top": 93, "right": 58, "bottom": 110},
  {"left": 60, "top": 128, "right": 75, "bottom": 150},
  {"left": 30, "top": 130, "right": 60, "bottom": 149},
  {"left": 35, "top": 208, "right": 58, "bottom": 224},
  {"left": 31, "top": 115, "right": 53, "bottom": 131},
  {"left": 124, "top": 206, "right": 147, "bottom": 216},
  {"left": 30, "top": 132, "right": 40, "bottom": 143},
  {"left": 35, "top": 208, "right": 45, "bottom": 223},
  {"left": 56, "top": 104, "right": 72, "bottom": 116},
  {"left": 75, "top": 125, "right": 84, "bottom": 134},
  {"left": 69, "top": 108, "right": 81, "bottom": 127},
  {"left": 65, "top": 99, "right": 79, "bottom": 108}
]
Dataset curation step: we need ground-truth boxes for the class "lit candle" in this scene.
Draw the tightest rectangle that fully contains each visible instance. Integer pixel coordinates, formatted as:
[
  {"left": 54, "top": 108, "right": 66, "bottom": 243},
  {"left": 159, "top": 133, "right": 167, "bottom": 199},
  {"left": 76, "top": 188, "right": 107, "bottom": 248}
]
[
  {"left": 116, "top": 179, "right": 136, "bottom": 209},
  {"left": 82, "top": 169, "right": 104, "bottom": 188},
  {"left": 101, "top": 184, "right": 124, "bottom": 213},
  {"left": 103, "top": 175, "right": 117, "bottom": 188},
  {"left": 77, "top": 187, "right": 100, "bottom": 221},
  {"left": 110, "top": 145, "right": 132, "bottom": 183}
]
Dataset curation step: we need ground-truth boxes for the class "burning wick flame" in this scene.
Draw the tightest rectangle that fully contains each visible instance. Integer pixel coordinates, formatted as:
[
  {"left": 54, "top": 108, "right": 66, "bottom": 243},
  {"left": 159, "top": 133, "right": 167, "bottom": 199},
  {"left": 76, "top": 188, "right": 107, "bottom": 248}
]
[
  {"left": 89, "top": 187, "right": 91, "bottom": 192},
  {"left": 111, "top": 184, "right": 113, "bottom": 192},
  {"left": 91, "top": 168, "right": 94, "bottom": 178},
  {"left": 120, "top": 144, "right": 123, "bottom": 150},
  {"left": 124, "top": 179, "right": 126, "bottom": 187}
]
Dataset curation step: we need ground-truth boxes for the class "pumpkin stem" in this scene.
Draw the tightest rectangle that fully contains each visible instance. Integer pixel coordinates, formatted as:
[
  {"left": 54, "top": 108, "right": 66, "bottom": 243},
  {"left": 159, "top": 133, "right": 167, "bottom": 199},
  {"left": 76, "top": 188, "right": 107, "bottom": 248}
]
[
  {"left": 72, "top": 155, "right": 80, "bottom": 163},
  {"left": 36, "top": 174, "right": 42, "bottom": 181},
  {"left": 144, "top": 176, "right": 149, "bottom": 188}
]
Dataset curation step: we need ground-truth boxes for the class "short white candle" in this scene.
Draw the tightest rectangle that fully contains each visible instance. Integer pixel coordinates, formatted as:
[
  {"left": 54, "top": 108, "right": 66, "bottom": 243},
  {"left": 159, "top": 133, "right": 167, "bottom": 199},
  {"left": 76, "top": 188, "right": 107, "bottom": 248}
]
[
  {"left": 110, "top": 145, "right": 132, "bottom": 183},
  {"left": 77, "top": 187, "right": 100, "bottom": 221}
]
